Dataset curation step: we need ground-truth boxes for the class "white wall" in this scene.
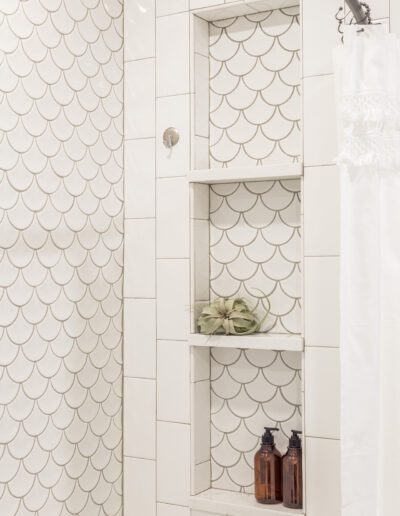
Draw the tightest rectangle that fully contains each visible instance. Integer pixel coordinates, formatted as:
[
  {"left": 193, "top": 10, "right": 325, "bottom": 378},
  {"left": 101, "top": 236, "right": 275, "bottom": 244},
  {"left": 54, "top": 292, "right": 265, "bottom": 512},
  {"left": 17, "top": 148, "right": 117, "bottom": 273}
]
[{"left": 123, "top": 1, "right": 394, "bottom": 515}]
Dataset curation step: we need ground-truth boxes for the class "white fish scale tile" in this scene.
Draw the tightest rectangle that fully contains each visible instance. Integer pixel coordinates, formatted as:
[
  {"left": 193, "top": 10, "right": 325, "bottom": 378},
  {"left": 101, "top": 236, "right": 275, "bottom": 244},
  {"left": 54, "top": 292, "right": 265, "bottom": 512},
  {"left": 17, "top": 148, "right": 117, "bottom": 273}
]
[
  {"left": 210, "top": 348, "right": 302, "bottom": 493},
  {"left": 209, "top": 8, "right": 301, "bottom": 168},
  {"left": 210, "top": 179, "right": 301, "bottom": 334},
  {"left": 0, "top": 0, "right": 122, "bottom": 514}
]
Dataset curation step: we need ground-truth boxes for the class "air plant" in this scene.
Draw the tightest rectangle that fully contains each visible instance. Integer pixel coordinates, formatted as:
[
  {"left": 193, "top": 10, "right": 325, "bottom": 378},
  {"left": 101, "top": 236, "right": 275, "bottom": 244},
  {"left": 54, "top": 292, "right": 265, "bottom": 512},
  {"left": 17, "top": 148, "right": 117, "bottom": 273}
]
[{"left": 197, "top": 296, "right": 269, "bottom": 336}]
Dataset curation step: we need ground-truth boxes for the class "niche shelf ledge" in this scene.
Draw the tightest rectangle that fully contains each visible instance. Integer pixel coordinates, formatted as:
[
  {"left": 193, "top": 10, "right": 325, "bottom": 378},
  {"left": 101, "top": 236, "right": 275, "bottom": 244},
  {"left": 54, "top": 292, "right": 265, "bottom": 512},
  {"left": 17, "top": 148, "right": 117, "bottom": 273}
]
[
  {"left": 188, "top": 163, "right": 303, "bottom": 184},
  {"left": 188, "top": 333, "right": 303, "bottom": 351},
  {"left": 189, "top": 488, "right": 304, "bottom": 516}
]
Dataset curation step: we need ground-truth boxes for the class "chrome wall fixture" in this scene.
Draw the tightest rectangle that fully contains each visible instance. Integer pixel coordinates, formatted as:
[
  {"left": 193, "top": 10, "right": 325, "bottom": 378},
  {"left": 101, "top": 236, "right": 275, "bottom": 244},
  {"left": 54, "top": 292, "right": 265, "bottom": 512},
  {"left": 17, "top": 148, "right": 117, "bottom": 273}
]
[{"left": 163, "top": 127, "right": 180, "bottom": 148}]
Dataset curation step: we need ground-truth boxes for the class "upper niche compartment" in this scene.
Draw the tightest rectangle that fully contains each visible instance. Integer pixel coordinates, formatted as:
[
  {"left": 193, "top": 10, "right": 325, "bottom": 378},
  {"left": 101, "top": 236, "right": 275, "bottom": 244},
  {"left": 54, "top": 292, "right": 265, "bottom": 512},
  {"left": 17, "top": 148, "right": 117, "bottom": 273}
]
[{"left": 209, "top": 8, "right": 301, "bottom": 168}]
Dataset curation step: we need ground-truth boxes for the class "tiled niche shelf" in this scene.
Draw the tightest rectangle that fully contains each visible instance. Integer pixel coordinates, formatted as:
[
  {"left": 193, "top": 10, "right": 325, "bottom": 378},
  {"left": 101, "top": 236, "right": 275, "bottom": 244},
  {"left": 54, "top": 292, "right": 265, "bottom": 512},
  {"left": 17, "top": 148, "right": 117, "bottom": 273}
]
[
  {"left": 188, "top": 164, "right": 303, "bottom": 185},
  {"left": 189, "top": 332, "right": 303, "bottom": 351},
  {"left": 189, "top": 488, "right": 304, "bottom": 516}
]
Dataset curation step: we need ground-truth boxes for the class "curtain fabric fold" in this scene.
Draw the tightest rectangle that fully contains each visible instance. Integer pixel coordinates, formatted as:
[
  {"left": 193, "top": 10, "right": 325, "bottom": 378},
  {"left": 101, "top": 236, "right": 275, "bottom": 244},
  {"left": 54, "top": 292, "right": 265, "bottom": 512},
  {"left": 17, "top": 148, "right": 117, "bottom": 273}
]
[{"left": 334, "top": 25, "right": 400, "bottom": 516}]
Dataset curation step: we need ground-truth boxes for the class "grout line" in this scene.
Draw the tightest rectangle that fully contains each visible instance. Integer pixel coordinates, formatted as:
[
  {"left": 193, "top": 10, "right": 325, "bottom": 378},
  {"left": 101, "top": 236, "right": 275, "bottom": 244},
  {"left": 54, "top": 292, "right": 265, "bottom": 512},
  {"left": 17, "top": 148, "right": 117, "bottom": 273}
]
[
  {"left": 304, "top": 345, "right": 340, "bottom": 350},
  {"left": 157, "top": 338, "right": 188, "bottom": 343},
  {"left": 304, "top": 162, "right": 337, "bottom": 169},
  {"left": 124, "top": 55, "right": 156, "bottom": 63},
  {"left": 304, "top": 254, "right": 340, "bottom": 258},
  {"left": 124, "top": 375, "right": 157, "bottom": 380},
  {"left": 156, "top": 9, "right": 189, "bottom": 19},
  {"left": 154, "top": 4, "right": 158, "bottom": 513},
  {"left": 156, "top": 91, "right": 192, "bottom": 99},
  {"left": 157, "top": 501, "right": 191, "bottom": 509},
  {"left": 157, "top": 419, "right": 191, "bottom": 426},
  {"left": 124, "top": 296, "right": 157, "bottom": 300},
  {"left": 156, "top": 175, "right": 187, "bottom": 179},
  {"left": 124, "top": 216, "right": 157, "bottom": 220},
  {"left": 124, "top": 454, "right": 157, "bottom": 461},
  {"left": 125, "top": 136, "right": 157, "bottom": 142},
  {"left": 302, "top": 72, "right": 333, "bottom": 79},
  {"left": 305, "top": 435, "right": 340, "bottom": 441}
]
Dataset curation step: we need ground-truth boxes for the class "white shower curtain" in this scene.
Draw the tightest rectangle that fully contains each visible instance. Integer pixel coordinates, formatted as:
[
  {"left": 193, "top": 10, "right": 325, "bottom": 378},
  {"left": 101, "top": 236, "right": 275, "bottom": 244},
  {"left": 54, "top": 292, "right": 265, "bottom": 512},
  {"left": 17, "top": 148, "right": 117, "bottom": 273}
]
[{"left": 334, "top": 26, "right": 400, "bottom": 516}]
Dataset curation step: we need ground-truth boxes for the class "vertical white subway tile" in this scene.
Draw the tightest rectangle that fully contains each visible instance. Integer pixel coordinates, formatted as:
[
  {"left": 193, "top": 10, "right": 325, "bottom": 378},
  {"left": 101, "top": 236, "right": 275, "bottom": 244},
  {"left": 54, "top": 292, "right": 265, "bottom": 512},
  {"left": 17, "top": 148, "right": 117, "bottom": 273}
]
[
  {"left": 125, "top": 138, "right": 155, "bottom": 219},
  {"left": 124, "top": 299, "right": 156, "bottom": 378},
  {"left": 306, "top": 438, "right": 341, "bottom": 516},
  {"left": 305, "top": 257, "right": 340, "bottom": 348},
  {"left": 156, "top": 95, "right": 191, "bottom": 177},
  {"left": 192, "top": 460, "right": 211, "bottom": 495},
  {"left": 157, "top": 504, "right": 190, "bottom": 516},
  {"left": 156, "top": 13, "right": 190, "bottom": 96},
  {"left": 125, "top": 0, "right": 155, "bottom": 61},
  {"left": 193, "top": 15, "right": 210, "bottom": 57},
  {"left": 124, "top": 378, "right": 156, "bottom": 459},
  {"left": 194, "top": 53, "right": 209, "bottom": 137},
  {"left": 192, "top": 379, "right": 210, "bottom": 465},
  {"left": 190, "top": 0, "right": 224, "bottom": 9},
  {"left": 193, "top": 219, "right": 209, "bottom": 301},
  {"left": 157, "top": 259, "right": 190, "bottom": 340},
  {"left": 157, "top": 421, "right": 191, "bottom": 505},
  {"left": 156, "top": 0, "right": 189, "bottom": 16},
  {"left": 194, "top": 136, "right": 209, "bottom": 169},
  {"left": 157, "top": 340, "right": 190, "bottom": 423},
  {"left": 125, "top": 219, "right": 156, "bottom": 298},
  {"left": 305, "top": 347, "right": 340, "bottom": 439},
  {"left": 191, "top": 346, "right": 210, "bottom": 382},
  {"left": 191, "top": 512, "right": 218, "bottom": 516},
  {"left": 190, "top": 183, "right": 209, "bottom": 220},
  {"left": 125, "top": 59, "right": 155, "bottom": 139},
  {"left": 124, "top": 457, "right": 156, "bottom": 516},
  {"left": 157, "top": 177, "right": 190, "bottom": 258},
  {"left": 304, "top": 75, "right": 338, "bottom": 167},
  {"left": 304, "top": 165, "right": 340, "bottom": 256},
  {"left": 302, "top": 0, "right": 342, "bottom": 77},
  {"left": 391, "top": 0, "right": 400, "bottom": 35}
]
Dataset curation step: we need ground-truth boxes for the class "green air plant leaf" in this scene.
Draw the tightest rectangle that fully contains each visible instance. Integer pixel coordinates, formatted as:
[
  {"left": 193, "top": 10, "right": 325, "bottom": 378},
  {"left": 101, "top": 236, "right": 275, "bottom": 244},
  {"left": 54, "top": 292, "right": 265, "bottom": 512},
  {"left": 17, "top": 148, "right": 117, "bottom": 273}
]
[{"left": 197, "top": 297, "right": 269, "bottom": 336}]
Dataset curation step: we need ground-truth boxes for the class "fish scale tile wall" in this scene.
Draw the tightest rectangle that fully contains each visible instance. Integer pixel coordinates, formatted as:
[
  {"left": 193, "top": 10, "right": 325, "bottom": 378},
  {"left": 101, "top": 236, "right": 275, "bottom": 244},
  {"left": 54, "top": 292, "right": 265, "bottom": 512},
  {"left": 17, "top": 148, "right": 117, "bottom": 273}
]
[
  {"left": 209, "top": 179, "right": 302, "bottom": 334},
  {"left": 0, "top": 0, "right": 123, "bottom": 514},
  {"left": 209, "top": 7, "right": 301, "bottom": 168}
]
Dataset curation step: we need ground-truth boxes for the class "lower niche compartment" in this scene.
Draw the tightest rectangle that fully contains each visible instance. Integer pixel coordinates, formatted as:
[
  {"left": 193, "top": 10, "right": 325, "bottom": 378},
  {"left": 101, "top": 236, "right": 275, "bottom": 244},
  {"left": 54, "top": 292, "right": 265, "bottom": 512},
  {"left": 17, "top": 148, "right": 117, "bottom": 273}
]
[{"left": 191, "top": 346, "right": 304, "bottom": 516}]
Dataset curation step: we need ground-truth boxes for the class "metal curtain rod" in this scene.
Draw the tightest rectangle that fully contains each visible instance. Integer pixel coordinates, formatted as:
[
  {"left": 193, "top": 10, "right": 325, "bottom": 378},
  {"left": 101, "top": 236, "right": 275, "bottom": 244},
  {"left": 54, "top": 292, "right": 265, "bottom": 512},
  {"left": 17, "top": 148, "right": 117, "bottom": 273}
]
[{"left": 345, "top": 0, "right": 370, "bottom": 25}]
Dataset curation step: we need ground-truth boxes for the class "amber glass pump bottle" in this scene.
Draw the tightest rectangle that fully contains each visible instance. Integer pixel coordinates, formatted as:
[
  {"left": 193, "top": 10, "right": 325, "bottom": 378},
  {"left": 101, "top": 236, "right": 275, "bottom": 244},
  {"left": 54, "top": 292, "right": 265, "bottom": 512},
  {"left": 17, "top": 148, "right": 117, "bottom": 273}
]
[
  {"left": 254, "top": 427, "right": 282, "bottom": 504},
  {"left": 282, "top": 430, "right": 303, "bottom": 509}
]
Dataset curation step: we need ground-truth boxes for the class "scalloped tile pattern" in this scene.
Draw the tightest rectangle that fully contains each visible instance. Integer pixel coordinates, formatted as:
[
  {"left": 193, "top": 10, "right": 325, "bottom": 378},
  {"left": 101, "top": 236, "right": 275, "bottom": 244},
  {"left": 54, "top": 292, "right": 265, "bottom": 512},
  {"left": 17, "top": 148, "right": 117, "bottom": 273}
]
[
  {"left": 0, "top": 0, "right": 123, "bottom": 514},
  {"left": 210, "top": 179, "right": 301, "bottom": 334},
  {"left": 211, "top": 348, "right": 302, "bottom": 494},
  {"left": 209, "top": 7, "right": 301, "bottom": 168}
]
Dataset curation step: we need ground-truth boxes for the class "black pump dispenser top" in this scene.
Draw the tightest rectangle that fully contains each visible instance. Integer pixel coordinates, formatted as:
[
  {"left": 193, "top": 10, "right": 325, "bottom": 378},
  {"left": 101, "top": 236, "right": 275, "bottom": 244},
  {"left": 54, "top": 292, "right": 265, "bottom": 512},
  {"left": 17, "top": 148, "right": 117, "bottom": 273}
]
[
  {"left": 262, "top": 427, "right": 279, "bottom": 445},
  {"left": 289, "top": 430, "right": 302, "bottom": 449}
]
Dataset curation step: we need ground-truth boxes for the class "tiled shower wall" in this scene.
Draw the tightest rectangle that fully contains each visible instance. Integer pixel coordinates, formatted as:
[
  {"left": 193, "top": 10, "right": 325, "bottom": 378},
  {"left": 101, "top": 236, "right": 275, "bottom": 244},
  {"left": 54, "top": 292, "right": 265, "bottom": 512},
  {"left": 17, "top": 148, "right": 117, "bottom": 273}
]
[
  {"left": 0, "top": 1, "right": 123, "bottom": 515},
  {"left": 123, "top": 2, "right": 396, "bottom": 516},
  {"left": 209, "top": 9, "right": 301, "bottom": 167}
]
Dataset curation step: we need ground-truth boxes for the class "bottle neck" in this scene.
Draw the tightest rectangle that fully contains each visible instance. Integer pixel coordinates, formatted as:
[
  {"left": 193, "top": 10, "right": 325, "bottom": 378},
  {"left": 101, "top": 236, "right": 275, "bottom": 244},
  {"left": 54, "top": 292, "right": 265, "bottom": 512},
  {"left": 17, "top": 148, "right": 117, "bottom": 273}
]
[
  {"left": 261, "top": 443, "right": 275, "bottom": 450},
  {"left": 287, "top": 447, "right": 301, "bottom": 455}
]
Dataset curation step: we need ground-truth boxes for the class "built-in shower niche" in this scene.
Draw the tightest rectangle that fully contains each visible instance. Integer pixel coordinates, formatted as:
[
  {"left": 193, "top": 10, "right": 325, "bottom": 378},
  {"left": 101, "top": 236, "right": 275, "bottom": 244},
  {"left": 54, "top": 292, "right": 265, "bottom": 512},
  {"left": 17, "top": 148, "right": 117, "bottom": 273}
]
[
  {"left": 191, "top": 0, "right": 301, "bottom": 172},
  {"left": 189, "top": 2, "right": 303, "bottom": 514}
]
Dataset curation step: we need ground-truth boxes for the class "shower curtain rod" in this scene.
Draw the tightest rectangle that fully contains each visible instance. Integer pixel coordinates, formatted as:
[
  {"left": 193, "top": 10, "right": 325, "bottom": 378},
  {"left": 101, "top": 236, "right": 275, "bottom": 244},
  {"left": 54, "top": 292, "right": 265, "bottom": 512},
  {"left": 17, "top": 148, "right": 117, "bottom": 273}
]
[{"left": 345, "top": 0, "right": 371, "bottom": 24}]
